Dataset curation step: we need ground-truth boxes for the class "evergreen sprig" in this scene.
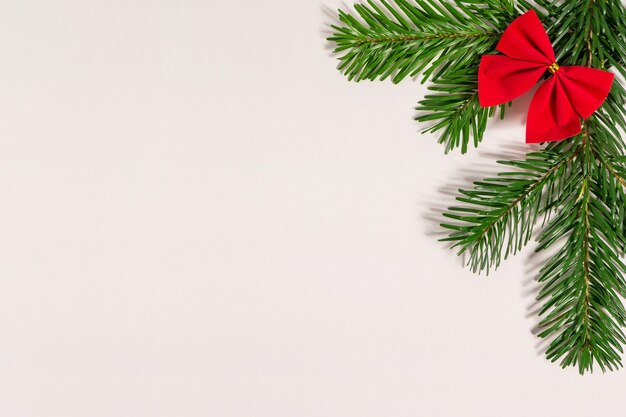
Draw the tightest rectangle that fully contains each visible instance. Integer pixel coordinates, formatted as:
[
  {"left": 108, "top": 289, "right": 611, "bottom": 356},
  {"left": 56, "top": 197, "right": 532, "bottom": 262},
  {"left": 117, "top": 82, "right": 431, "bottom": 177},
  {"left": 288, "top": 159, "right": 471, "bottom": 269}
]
[
  {"left": 329, "top": 0, "right": 625, "bottom": 154},
  {"left": 549, "top": 0, "right": 626, "bottom": 74},
  {"left": 329, "top": 0, "right": 523, "bottom": 152},
  {"left": 441, "top": 144, "right": 578, "bottom": 273},
  {"left": 415, "top": 68, "right": 507, "bottom": 153},
  {"left": 328, "top": 0, "right": 517, "bottom": 84},
  {"left": 441, "top": 109, "right": 626, "bottom": 373},
  {"left": 536, "top": 121, "right": 626, "bottom": 373}
]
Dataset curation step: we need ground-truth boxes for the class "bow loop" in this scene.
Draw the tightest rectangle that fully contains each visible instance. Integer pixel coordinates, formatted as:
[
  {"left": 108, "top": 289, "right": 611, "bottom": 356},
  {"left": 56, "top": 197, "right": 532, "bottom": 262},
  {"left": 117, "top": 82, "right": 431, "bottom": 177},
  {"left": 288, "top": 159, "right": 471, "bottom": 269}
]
[{"left": 495, "top": 10, "right": 554, "bottom": 65}]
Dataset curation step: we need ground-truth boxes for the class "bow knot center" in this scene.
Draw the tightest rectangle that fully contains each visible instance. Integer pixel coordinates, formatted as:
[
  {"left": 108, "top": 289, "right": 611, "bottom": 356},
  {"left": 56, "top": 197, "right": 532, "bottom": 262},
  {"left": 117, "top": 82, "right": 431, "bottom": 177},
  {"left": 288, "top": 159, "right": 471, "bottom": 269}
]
[{"left": 548, "top": 62, "right": 560, "bottom": 75}]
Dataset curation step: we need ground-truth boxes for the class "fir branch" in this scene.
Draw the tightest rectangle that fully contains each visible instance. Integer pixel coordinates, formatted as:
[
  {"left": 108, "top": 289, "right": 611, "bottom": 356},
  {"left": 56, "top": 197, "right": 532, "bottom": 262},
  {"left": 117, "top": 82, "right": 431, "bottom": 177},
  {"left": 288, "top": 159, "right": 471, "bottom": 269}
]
[
  {"left": 328, "top": 0, "right": 517, "bottom": 83},
  {"left": 549, "top": 0, "right": 626, "bottom": 76},
  {"left": 441, "top": 145, "right": 577, "bottom": 273},
  {"left": 415, "top": 68, "right": 507, "bottom": 153},
  {"left": 442, "top": 119, "right": 626, "bottom": 372},
  {"left": 327, "top": 1, "right": 535, "bottom": 153},
  {"left": 536, "top": 126, "right": 626, "bottom": 373}
]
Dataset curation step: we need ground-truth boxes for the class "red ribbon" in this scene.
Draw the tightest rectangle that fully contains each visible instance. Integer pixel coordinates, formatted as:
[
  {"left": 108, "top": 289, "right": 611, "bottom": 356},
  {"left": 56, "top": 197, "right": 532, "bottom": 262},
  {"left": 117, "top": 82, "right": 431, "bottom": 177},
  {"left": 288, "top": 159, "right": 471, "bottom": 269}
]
[{"left": 478, "top": 10, "right": 614, "bottom": 143}]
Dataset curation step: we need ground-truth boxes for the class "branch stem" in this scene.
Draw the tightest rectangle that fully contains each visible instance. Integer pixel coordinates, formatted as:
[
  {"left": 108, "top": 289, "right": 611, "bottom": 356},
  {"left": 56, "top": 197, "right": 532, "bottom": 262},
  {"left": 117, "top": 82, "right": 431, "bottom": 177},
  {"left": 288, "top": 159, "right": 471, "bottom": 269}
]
[{"left": 355, "top": 31, "right": 498, "bottom": 45}]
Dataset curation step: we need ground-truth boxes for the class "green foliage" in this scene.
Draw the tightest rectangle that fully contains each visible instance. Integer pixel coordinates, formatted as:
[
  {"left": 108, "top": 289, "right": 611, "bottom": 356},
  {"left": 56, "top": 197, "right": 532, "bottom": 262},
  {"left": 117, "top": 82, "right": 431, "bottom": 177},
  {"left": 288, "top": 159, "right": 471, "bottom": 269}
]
[
  {"left": 329, "top": 0, "right": 626, "bottom": 373},
  {"left": 548, "top": 0, "right": 626, "bottom": 75},
  {"left": 536, "top": 123, "right": 626, "bottom": 373},
  {"left": 442, "top": 107, "right": 626, "bottom": 373},
  {"left": 328, "top": 0, "right": 517, "bottom": 84},
  {"left": 441, "top": 144, "right": 578, "bottom": 273},
  {"left": 328, "top": 0, "right": 546, "bottom": 153},
  {"left": 415, "top": 68, "right": 507, "bottom": 153}
]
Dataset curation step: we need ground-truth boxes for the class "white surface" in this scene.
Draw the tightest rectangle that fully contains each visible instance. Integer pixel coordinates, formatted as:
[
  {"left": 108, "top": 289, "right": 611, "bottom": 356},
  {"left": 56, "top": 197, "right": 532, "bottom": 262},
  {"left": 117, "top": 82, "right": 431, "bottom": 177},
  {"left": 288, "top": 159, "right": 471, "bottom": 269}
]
[{"left": 0, "top": 1, "right": 625, "bottom": 416}]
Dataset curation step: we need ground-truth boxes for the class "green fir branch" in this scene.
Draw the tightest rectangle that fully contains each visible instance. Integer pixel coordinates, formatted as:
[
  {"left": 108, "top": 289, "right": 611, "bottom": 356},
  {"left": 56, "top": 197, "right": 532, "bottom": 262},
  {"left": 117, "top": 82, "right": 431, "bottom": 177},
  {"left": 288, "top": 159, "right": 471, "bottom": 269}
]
[
  {"left": 536, "top": 126, "right": 626, "bottom": 374},
  {"left": 549, "top": 0, "right": 626, "bottom": 74},
  {"left": 441, "top": 144, "right": 578, "bottom": 273},
  {"left": 415, "top": 68, "right": 507, "bottom": 153},
  {"left": 328, "top": 0, "right": 517, "bottom": 84}
]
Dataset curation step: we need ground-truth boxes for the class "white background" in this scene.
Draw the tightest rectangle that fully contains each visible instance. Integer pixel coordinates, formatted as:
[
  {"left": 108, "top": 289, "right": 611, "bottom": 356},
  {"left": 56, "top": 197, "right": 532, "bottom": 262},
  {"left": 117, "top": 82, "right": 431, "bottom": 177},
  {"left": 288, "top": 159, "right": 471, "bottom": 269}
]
[{"left": 1, "top": 1, "right": 625, "bottom": 416}]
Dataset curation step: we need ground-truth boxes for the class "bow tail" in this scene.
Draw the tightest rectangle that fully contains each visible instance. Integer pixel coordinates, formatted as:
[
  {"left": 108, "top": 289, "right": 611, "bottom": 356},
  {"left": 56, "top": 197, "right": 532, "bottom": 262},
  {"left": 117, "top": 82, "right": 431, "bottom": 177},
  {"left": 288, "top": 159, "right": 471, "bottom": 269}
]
[{"left": 526, "top": 76, "right": 582, "bottom": 143}]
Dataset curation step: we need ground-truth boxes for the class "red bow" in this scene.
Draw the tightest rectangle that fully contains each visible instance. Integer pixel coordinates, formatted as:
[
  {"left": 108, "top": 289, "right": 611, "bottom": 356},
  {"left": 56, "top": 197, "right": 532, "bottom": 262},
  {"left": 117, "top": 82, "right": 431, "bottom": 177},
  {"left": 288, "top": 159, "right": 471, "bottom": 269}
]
[{"left": 478, "top": 10, "right": 614, "bottom": 143}]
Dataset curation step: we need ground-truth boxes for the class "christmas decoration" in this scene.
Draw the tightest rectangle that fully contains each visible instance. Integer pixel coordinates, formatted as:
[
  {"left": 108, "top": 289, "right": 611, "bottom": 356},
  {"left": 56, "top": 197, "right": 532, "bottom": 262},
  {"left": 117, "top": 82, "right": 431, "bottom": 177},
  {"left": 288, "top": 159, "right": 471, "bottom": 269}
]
[
  {"left": 329, "top": 0, "right": 626, "bottom": 374},
  {"left": 478, "top": 10, "right": 614, "bottom": 143}
]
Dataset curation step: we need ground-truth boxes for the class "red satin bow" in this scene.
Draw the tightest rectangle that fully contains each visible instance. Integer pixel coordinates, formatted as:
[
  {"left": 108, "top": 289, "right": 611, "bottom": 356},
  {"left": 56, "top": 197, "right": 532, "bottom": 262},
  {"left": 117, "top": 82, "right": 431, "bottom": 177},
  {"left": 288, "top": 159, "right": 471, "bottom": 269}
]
[{"left": 478, "top": 10, "right": 614, "bottom": 143}]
